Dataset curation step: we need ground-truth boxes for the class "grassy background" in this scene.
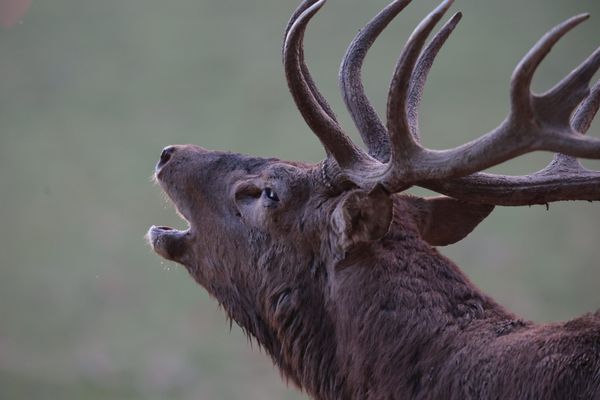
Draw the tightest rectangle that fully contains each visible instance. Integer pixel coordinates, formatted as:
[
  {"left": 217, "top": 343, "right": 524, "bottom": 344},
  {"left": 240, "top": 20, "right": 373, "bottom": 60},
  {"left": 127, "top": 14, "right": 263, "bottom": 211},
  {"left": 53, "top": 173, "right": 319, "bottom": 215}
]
[{"left": 1, "top": 0, "right": 599, "bottom": 398}]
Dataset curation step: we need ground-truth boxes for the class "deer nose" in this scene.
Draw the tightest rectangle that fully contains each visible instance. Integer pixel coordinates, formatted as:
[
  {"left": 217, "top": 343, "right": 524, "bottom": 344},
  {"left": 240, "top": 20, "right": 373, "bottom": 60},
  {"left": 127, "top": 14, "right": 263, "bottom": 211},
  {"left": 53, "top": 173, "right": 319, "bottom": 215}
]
[{"left": 156, "top": 146, "right": 176, "bottom": 171}]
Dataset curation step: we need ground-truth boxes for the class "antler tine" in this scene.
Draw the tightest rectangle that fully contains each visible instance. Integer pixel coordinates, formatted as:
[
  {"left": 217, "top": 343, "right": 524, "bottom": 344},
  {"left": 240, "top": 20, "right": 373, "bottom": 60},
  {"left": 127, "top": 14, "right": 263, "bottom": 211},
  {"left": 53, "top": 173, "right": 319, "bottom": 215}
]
[
  {"left": 284, "top": 0, "right": 338, "bottom": 122},
  {"left": 339, "top": 0, "right": 412, "bottom": 163},
  {"left": 386, "top": 0, "right": 454, "bottom": 166},
  {"left": 573, "top": 76, "right": 600, "bottom": 134},
  {"left": 420, "top": 80, "right": 600, "bottom": 206},
  {"left": 284, "top": 0, "right": 368, "bottom": 168},
  {"left": 541, "top": 77, "right": 600, "bottom": 172},
  {"left": 543, "top": 46, "right": 600, "bottom": 132},
  {"left": 407, "top": 12, "right": 462, "bottom": 143},
  {"left": 510, "top": 14, "right": 590, "bottom": 121},
  {"left": 283, "top": 0, "right": 313, "bottom": 48}
]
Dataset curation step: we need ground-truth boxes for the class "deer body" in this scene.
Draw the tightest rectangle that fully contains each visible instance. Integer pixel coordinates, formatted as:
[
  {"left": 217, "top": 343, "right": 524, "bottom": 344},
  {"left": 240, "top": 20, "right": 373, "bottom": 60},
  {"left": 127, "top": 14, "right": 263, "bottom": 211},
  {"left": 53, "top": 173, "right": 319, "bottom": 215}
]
[{"left": 148, "top": 0, "right": 600, "bottom": 398}]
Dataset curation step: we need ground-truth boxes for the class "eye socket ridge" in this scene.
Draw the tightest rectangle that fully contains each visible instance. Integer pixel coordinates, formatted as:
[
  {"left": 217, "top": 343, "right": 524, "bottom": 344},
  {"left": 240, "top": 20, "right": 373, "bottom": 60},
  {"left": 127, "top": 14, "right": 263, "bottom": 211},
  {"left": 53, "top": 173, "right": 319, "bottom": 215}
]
[{"left": 263, "top": 187, "right": 280, "bottom": 202}]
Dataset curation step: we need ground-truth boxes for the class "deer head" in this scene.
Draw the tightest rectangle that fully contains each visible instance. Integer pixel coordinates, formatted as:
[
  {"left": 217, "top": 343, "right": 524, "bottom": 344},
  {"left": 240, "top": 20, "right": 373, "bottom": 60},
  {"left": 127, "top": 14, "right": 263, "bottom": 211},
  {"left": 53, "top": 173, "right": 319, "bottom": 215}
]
[{"left": 148, "top": 0, "right": 600, "bottom": 398}]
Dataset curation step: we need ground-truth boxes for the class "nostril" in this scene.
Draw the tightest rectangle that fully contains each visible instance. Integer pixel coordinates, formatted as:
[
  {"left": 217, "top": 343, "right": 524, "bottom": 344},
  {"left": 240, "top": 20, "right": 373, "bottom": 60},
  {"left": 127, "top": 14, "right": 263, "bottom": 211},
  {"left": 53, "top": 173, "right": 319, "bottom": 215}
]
[{"left": 157, "top": 146, "right": 176, "bottom": 170}]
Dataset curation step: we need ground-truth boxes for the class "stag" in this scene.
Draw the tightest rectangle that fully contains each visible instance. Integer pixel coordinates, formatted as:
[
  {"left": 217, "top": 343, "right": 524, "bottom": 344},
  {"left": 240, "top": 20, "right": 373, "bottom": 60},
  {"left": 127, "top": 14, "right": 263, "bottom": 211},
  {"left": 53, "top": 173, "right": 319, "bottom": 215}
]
[{"left": 148, "top": 0, "right": 600, "bottom": 398}]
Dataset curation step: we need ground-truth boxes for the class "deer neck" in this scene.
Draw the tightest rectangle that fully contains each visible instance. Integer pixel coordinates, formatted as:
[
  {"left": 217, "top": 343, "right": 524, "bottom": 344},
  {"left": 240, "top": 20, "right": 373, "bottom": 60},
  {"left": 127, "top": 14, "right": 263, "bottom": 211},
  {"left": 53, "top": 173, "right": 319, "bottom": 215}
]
[
  {"left": 229, "top": 228, "right": 519, "bottom": 400},
  {"left": 322, "top": 232, "right": 520, "bottom": 398}
]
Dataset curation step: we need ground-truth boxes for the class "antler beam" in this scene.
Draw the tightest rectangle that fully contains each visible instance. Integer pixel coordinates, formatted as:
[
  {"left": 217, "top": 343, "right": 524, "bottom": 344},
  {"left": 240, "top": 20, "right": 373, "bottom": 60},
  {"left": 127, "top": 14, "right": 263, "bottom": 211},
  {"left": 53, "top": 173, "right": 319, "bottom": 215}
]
[{"left": 420, "top": 82, "right": 600, "bottom": 206}]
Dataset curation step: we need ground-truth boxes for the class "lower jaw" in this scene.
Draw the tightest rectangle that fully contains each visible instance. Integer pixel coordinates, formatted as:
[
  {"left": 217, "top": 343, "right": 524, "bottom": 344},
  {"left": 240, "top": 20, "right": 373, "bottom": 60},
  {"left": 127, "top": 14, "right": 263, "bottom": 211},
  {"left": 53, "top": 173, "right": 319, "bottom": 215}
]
[{"left": 147, "top": 225, "right": 190, "bottom": 261}]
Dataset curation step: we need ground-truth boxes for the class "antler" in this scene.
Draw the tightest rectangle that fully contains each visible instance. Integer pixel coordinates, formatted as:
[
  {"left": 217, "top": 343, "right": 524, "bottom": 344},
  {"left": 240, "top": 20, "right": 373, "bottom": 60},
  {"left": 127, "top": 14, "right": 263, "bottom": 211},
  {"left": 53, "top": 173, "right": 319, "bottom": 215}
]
[
  {"left": 283, "top": 0, "right": 371, "bottom": 169},
  {"left": 284, "top": 0, "right": 600, "bottom": 205},
  {"left": 339, "top": 0, "right": 411, "bottom": 162},
  {"left": 420, "top": 82, "right": 600, "bottom": 206}
]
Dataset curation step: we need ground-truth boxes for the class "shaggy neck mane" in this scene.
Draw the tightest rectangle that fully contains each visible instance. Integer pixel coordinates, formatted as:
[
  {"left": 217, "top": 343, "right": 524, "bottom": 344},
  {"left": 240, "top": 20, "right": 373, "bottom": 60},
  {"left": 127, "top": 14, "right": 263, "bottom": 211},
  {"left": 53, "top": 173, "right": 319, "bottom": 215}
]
[{"left": 217, "top": 209, "right": 526, "bottom": 400}]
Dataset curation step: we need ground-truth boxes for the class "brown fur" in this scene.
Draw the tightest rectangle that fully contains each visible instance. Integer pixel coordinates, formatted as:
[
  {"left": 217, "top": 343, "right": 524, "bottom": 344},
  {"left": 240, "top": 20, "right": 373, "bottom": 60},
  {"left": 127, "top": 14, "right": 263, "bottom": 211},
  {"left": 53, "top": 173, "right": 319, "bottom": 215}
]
[{"left": 148, "top": 145, "right": 600, "bottom": 400}]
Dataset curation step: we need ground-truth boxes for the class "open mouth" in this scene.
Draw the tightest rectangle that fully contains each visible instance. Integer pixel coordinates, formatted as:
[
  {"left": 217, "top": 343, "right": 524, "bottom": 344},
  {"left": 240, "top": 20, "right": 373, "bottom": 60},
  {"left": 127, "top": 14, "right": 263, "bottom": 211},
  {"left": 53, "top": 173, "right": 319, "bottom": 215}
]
[
  {"left": 149, "top": 165, "right": 193, "bottom": 262},
  {"left": 149, "top": 144, "right": 202, "bottom": 263},
  {"left": 147, "top": 225, "right": 190, "bottom": 262}
]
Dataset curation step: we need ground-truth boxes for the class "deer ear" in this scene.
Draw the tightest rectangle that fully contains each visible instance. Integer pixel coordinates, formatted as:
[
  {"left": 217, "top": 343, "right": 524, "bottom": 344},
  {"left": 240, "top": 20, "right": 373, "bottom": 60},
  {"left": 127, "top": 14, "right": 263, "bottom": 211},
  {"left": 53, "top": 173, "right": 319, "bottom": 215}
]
[
  {"left": 407, "top": 196, "right": 494, "bottom": 246},
  {"left": 332, "top": 185, "right": 393, "bottom": 252}
]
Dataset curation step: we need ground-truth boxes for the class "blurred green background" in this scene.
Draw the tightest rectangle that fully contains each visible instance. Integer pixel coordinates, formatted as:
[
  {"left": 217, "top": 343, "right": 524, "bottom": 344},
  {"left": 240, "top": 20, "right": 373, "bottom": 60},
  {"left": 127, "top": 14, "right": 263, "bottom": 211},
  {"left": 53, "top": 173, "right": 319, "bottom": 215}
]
[{"left": 1, "top": 0, "right": 599, "bottom": 398}]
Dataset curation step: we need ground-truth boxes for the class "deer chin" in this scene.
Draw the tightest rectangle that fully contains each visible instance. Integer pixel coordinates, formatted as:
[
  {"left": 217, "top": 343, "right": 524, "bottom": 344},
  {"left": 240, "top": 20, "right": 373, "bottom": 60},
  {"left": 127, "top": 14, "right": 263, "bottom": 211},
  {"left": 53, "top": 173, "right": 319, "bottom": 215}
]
[{"left": 147, "top": 225, "right": 191, "bottom": 263}]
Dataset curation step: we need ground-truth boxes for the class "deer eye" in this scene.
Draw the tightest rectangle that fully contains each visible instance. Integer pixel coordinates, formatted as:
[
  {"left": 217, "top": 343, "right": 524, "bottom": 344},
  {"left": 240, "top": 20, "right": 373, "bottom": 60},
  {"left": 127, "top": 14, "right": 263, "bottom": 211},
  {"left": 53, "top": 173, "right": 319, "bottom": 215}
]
[{"left": 263, "top": 187, "right": 279, "bottom": 202}]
